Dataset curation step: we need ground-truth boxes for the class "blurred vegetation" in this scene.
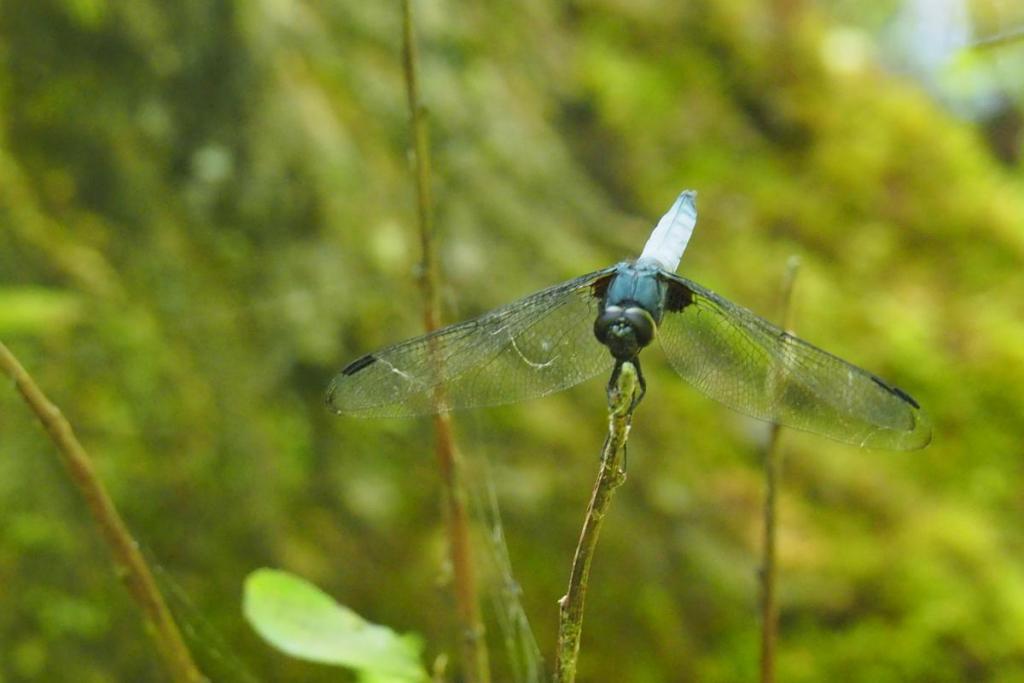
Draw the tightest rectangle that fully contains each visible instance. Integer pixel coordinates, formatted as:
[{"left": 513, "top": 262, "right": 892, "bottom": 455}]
[{"left": 2, "top": 0, "right": 1024, "bottom": 681}]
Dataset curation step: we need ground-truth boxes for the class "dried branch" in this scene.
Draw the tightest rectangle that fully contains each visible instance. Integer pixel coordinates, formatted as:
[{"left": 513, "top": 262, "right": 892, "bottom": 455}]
[
  {"left": 971, "top": 26, "right": 1024, "bottom": 50},
  {"left": 399, "top": 2, "right": 490, "bottom": 681},
  {"left": 554, "top": 362, "right": 638, "bottom": 683},
  {"left": 0, "top": 341, "right": 205, "bottom": 683},
  {"left": 759, "top": 256, "right": 800, "bottom": 683}
]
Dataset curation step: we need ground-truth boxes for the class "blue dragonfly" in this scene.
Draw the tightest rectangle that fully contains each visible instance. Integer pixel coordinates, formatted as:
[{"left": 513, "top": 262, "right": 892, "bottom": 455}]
[{"left": 327, "top": 191, "right": 930, "bottom": 450}]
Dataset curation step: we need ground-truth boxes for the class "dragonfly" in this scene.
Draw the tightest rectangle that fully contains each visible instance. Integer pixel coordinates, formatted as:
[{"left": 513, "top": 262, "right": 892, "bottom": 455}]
[{"left": 327, "top": 191, "right": 930, "bottom": 450}]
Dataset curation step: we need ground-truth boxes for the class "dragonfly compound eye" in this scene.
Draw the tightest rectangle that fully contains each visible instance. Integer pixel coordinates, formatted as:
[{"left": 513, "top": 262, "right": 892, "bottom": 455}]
[
  {"left": 623, "top": 306, "right": 655, "bottom": 347},
  {"left": 594, "top": 305, "right": 656, "bottom": 360},
  {"left": 593, "top": 306, "right": 623, "bottom": 346}
]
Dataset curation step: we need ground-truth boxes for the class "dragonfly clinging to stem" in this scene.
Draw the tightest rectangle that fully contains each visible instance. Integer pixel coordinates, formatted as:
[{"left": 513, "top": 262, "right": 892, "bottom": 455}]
[{"left": 327, "top": 191, "right": 930, "bottom": 450}]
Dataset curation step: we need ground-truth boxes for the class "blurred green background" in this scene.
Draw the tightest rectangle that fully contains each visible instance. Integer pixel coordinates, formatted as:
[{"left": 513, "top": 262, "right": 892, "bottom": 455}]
[{"left": 2, "top": 0, "right": 1024, "bottom": 681}]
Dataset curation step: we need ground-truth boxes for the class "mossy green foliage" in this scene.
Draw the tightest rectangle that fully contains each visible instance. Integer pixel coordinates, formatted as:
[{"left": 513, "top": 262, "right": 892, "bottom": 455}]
[{"left": 1, "top": 1, "right": 1023, "bottom": 681}]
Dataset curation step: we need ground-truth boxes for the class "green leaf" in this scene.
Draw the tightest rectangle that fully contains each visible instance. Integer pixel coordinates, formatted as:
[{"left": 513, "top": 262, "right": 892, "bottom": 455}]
[
  {"left": 243, "top": 569, "right": 428, "bottom": 682},
  {"left": 0, "top": 288, "right": 82, "bottom": 335}
]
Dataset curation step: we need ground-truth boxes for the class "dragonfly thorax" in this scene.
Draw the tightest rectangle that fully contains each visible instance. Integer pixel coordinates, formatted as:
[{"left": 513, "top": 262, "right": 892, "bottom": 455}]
[{"left": 594, "top": 304, "right": 656, "bottom": 361}]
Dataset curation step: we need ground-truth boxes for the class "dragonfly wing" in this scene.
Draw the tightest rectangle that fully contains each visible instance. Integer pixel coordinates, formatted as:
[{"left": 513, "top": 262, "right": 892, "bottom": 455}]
[
  {"left": 655, "top": 272, "right": 931, "bottom": 450},
  {"left": 327, "top": 267, "right": 618, "bottom": 417}
]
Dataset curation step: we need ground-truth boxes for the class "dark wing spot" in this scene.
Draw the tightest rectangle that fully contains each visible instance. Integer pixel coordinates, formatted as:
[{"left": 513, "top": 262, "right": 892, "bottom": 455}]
[
  {"left": 342, "top": 354, "right": 378, "bottom": 376},
  {"left": 891, "top": 386, "right": 921, "bottom": 410},
  {"left": 590, "top": 274, "right": 613, "bottom": 301},
  {"left": 664, "top": 280, "right": 694, "bottom": 313},
  {"left": 871, "top": 375, "right": 921, "bottom": 409}
]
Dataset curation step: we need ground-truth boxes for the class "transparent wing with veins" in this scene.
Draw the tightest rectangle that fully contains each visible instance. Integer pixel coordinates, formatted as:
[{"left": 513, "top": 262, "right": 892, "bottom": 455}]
[
  {"left": 326, "top": 267, "right": 617, "bottom": 417},
  {"left": 655, "top": 271, "right": 931, "bottom": 450}
]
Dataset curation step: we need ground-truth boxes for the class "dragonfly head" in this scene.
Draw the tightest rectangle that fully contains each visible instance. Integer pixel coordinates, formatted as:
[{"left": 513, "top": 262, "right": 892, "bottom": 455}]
[{"left": 594, "top": 304, "right": 656, "bottom": 361}]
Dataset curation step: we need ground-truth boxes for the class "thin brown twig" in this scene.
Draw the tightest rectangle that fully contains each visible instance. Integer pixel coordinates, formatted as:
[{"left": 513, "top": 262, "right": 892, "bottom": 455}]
[
  {"left": 759, "top": 256, "right": 800, "bottom": 683},
  {"left": 399, "top": 2, "right": 490, "bottom": 682},
  {"left": 970, "top": 25, "right": 1024, "bottom": 50},
  {"left": 0, "top": 341, "right": 206, "bottom": 683},
  {"left": 554, "top": 362, "right": 638, "bottom": 683}
]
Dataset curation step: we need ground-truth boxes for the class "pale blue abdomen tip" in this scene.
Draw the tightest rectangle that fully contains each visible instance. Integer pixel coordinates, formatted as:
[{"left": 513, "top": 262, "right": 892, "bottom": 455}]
[{"left": 638, "top": 190, "right": 698, "bottom": 273}]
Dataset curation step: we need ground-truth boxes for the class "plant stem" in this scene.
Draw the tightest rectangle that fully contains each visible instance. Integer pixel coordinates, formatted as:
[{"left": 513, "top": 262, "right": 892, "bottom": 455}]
[
  {"left": 554, "top": 362, "right": 638, "bottom": 683},
  {"left": 0, "top": 341, "right": 205, "bottom": 683},
  {"left": 971, "top": 25, "right": 1024, "bottom": 50},
  {"left": 759, "top": 256, "right": 800, "bottom": 683},
  {"left": 399, "top": 2, "right": 490, "bottom": 682}
]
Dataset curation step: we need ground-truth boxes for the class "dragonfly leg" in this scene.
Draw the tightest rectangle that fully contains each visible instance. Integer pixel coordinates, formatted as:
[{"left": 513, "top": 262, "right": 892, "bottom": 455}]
[
  {"left": 631, "top": 356, "right": 647, "bottom": 411},
  {"left": 606, "top": 361, "right": 622, "bottom": 398},
  {"left": 606, "top": 358, "right": 646, "bottom": 412}
]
